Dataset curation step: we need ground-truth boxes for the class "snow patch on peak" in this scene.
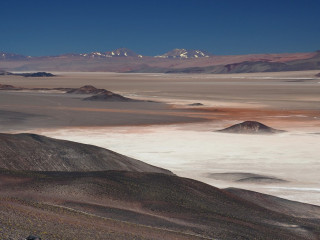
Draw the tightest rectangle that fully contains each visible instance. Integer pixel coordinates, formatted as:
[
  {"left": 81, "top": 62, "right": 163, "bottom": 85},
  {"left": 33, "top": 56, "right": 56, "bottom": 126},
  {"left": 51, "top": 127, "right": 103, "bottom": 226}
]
[{"left": 156, "top": 49, "right": 212, "bottom": 59}]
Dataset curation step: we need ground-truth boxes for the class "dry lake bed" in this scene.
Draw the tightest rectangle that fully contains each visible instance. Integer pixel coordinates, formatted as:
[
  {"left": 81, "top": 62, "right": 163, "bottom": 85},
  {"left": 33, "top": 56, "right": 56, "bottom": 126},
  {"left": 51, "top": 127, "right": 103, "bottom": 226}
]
[{"left": 1, "top": 70, "right": 320, "bottom": 205}]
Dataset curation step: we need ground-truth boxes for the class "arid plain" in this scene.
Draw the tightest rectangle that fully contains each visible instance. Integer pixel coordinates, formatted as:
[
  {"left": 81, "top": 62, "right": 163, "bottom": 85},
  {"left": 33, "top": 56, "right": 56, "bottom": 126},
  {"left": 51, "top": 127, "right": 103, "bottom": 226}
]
[{"left": 1, "top": 70, "right": 320, "bottom": 206}]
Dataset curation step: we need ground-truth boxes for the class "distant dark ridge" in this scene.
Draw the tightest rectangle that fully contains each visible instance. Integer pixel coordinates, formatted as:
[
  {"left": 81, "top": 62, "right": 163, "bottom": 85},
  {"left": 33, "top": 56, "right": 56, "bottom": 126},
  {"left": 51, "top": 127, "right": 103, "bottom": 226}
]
[
  {"left": 217, "top": 121, "right": 285, "bottom": 134},
  {"left": 0, "top": 83, "right": 150, "bottom": 102},
  {"left": 0, "top": 133, "right": 172, "bottom": 174},
  {"left": 0, "top": 84, "right": 23, "bottom": 90},
  {"left": 0, "top": 83, "right": 71, "bottom": 92},
  {"left": 208, "top": 172, "right": 288, "bottom": 184},
  {"left": 316, "top": 72, "right": 320, "bottom": 77},
  {"left": 20, "top": 72, "right": 55, "bottom": 77},
  {"left": 0, "top": 71, "right": 54, "bottom": 77},
  {"left": 162, "top": 52, "right": 320, "bottom": 74}
]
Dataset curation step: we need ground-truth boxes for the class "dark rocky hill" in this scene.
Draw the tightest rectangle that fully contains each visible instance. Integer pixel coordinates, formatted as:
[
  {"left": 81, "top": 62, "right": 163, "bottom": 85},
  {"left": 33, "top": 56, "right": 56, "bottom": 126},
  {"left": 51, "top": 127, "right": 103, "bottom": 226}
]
[
  {"left": 0, "top": 133, "right": 172, "bottom": 174},
  {"left": 66, "top": 85, "right": 106, "bottom": 94},
  {"left": 83, "top": 91, "right": 140, "bottom": 102},
  {"left": 67, "top": 85, "right": 141, "bottom": 102},
  {"left": 19, "top": 72, "right": 55, "bottom": 77},
  {"left": 217, "top": 121, "right": 285, "bottom": 134}
]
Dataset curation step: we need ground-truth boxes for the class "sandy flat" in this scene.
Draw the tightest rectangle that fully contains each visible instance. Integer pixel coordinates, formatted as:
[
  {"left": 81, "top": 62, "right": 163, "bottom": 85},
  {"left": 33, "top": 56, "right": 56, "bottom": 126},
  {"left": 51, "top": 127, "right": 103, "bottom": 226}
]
[
  {"left": 1, "top": 70, "right": 320, "bottom": 110},
  {"left": 1, "top": 71, "right": 320, "bottom": 205}
]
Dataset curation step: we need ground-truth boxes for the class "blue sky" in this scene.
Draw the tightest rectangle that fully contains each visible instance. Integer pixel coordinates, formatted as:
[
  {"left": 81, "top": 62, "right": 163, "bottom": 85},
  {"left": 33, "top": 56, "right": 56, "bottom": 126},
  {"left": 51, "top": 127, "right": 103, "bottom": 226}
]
[{"left": 1, "top": 0, "right": 320, "bottom": 56}]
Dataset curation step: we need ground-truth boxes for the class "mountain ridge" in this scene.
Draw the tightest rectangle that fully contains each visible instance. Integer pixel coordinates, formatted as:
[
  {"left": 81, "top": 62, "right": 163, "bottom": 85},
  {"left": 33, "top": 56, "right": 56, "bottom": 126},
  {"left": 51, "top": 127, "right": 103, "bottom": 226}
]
[
  {"left": 155, "top": 48, "right": 213, "bottom": 59},
  {"left": 1, "top": 49, "right": 319, "bottom": 73}
]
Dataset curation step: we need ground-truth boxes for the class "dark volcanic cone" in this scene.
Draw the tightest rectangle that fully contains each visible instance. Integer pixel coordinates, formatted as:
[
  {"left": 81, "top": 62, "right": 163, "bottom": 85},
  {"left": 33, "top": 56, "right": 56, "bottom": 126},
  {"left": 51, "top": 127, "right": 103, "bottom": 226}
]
[
  {"left": 217, "top": 121, "right": 285, "bottom": 134},
  {"left": 84, "top": 91, "right": 144, "bottom": 102},
  {"left": 66, "top": 85, "right": 106, "bottom": 94},
  {"left": 67, "top": 85, "right": 145, "bottom": 102},
  {"left": 0, "top": 133, "right": 172, "bottom": 174}
]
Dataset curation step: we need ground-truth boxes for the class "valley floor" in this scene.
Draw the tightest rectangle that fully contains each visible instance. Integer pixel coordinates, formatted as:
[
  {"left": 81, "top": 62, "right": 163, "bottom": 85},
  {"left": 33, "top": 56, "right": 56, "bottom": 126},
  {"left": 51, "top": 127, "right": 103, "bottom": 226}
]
[{"left": 1, "top": 70, "right": 320, "bottom": 205}]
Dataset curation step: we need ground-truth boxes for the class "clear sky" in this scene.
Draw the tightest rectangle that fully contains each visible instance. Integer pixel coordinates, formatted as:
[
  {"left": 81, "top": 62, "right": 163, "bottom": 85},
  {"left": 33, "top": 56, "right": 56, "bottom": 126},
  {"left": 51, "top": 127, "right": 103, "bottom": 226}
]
[{"left": 1, "top": 0, "right": 320, "bottom": 56}]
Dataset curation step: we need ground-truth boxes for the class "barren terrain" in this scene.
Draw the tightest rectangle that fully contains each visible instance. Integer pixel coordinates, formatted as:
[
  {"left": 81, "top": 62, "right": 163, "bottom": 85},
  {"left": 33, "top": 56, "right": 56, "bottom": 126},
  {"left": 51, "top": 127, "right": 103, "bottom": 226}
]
[{"left": 0, "top": 70, "right": 320, "bottom": 239}]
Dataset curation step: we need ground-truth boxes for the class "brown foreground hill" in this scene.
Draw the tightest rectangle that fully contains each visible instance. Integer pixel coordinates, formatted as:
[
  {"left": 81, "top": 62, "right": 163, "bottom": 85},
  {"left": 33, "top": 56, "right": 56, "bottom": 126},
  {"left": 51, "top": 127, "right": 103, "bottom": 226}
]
[
  {"left": 0, "top": 169, "right": 320, "bottom": 240},
  {"left": 0, "top": 133, "right": 171, "bottom": 174},
  {"left": 0, "top": 133, "right": 319, "bottom": 239}
]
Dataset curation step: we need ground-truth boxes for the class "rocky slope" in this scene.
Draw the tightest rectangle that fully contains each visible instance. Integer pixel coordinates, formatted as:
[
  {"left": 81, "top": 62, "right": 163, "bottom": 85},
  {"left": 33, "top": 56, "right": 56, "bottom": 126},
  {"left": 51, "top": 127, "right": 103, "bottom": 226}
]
[
  {"left": 0, "top": 133, "right": 172, "bottom": 174},
  {"left": 0, "top": 169, "right": 319, "bottom": 240},
  {"left": 226, "top": 188, "right": 320, "bottom": 219}
]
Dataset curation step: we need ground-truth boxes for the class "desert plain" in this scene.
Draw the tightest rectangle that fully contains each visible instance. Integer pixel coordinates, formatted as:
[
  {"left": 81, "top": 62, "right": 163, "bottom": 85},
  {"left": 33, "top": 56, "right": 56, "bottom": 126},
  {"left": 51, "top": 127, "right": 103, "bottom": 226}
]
[{"left": 1, "top": 70, "right": 319, "bottom": 206}]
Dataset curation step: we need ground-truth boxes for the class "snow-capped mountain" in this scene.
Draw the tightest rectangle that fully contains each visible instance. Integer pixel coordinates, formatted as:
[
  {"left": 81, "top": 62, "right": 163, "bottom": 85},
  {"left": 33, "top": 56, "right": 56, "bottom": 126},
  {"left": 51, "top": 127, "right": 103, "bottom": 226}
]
[
  {"left": 80, "top": 48, "right": 143, "bottom": 58},
  {"left": 0, "top": 52, "right": 31, "bottom": 60},
  {"left": 155, "top": 49, "right": 212, "bottom": 59}
]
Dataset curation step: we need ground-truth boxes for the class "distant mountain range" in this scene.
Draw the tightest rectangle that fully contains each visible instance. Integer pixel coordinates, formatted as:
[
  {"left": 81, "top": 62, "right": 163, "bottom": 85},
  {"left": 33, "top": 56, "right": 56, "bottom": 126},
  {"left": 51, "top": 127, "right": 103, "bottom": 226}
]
[
  {"left": 78, "top": 48, "right": 143, "bottom": 58},
  {"left": 1, "top": 48, "right": 320, "bottom": 73},
  {"left": 155, "top": 48, "right": 212, "bottom": 59},
  {"left": 0, "top": 52, "right": 31, "bottom": 60},
  {"left": 0, "top": 48, "right": 212, "bottom": 60}
]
